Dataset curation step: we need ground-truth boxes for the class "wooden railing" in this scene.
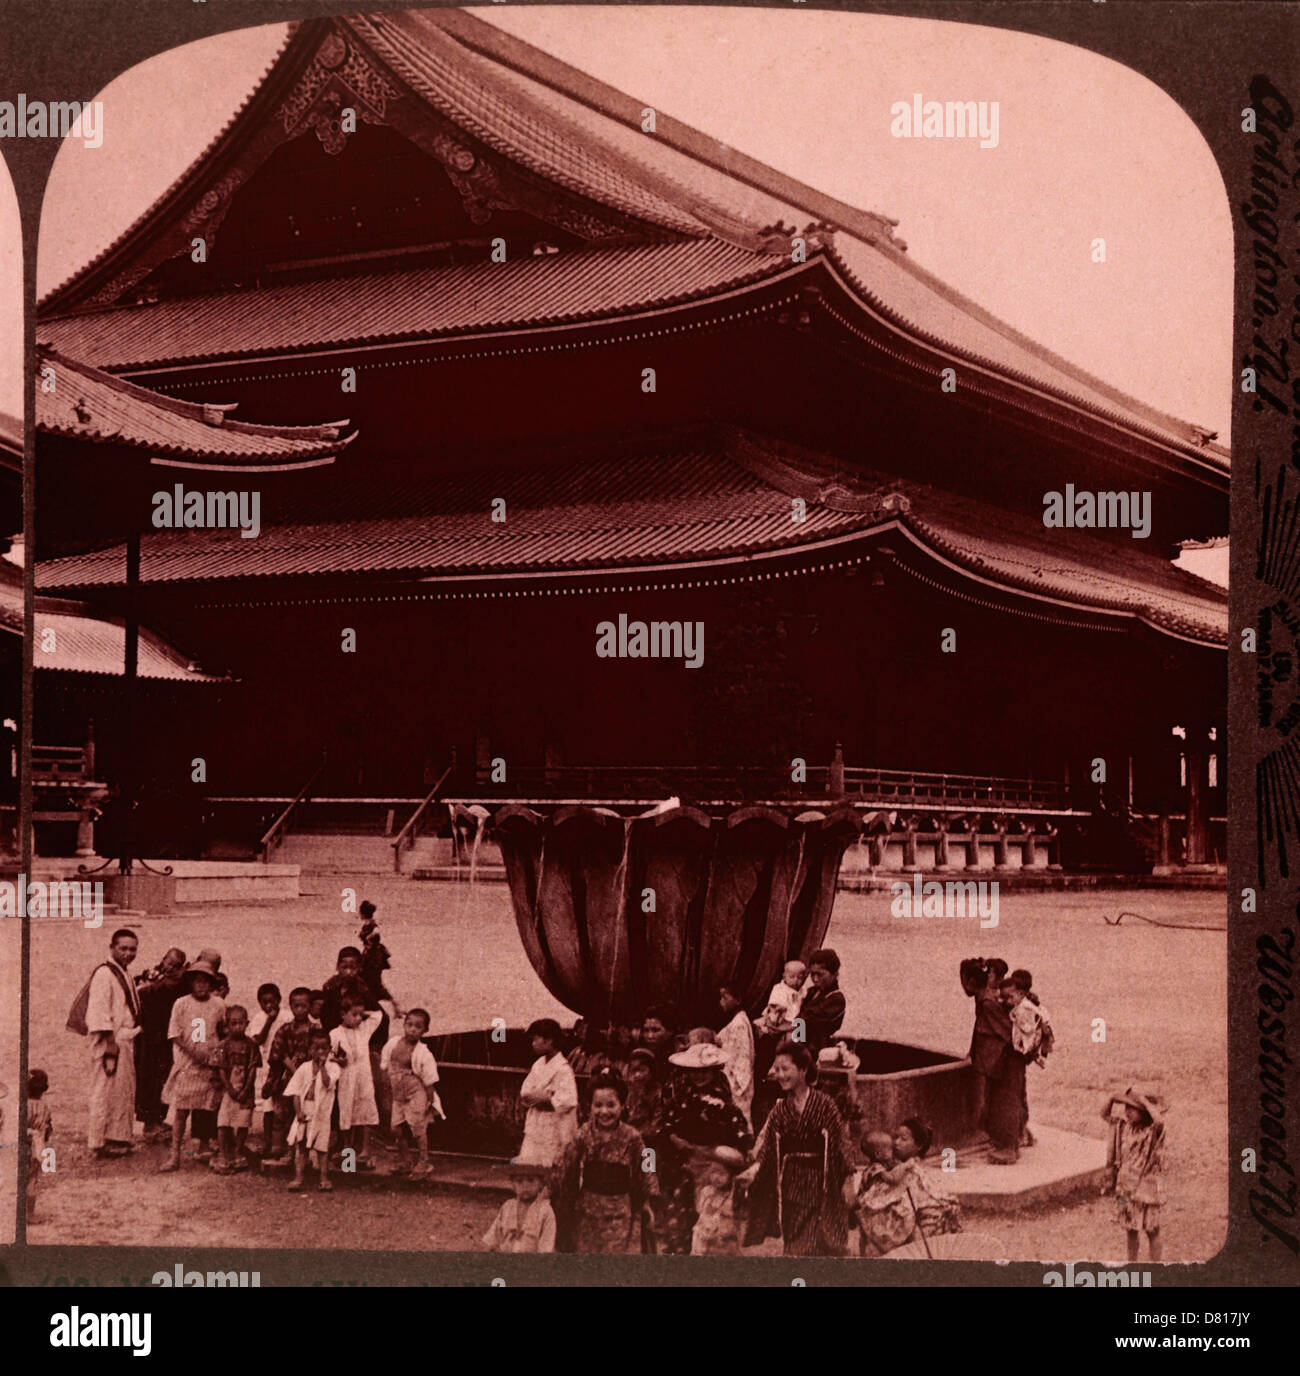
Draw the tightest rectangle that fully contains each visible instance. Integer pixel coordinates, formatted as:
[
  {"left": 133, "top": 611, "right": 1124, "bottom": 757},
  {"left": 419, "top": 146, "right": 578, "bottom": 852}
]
[
  {"left": 391, "top": 752, "right": 457, "bottom": 871},
  {"left": 259, "top": 750, "right": 328, "bottom": 862},
  {"left": 470, "top": 762, "right": 1070, "bottom": 812},
  {"left": 841, "top": 767, "right": 1069, "bottom": 811}
]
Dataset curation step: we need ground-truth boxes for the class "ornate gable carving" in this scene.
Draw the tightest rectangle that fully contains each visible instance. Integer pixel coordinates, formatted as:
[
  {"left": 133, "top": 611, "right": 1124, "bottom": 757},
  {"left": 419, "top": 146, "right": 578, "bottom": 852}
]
[{"left": 277, "top": 28, "right": 400, "bottom": 154}]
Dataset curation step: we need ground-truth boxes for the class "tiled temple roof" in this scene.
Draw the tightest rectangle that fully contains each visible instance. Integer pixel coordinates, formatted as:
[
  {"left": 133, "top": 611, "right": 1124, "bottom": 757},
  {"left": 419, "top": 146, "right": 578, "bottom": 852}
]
[
  {"left": 0, "top": 563, "right": 222, "bottom": 680},
  {"left": 35, "top": 347, "right": 355, "bottom": 469},
  {"left": 36, "top": 10, "right": 1228, "bottom": 475},
  {"left": 40, "top": 240, "right": 788, "bottom": 370},
  {"left": 35, "top": 428, "right": 1227, "bottom": 646}
]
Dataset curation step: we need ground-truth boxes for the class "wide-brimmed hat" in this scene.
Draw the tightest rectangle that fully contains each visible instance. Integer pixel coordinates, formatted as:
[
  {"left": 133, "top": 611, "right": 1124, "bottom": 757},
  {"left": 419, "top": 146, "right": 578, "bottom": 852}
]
[
  {"left": 669, "top": 1042, "right": 727, "bottom": 1070},
  {"left": 185, "top": 958, "right": 219, "bottom": 981},
  {"left": 195, "top": 948, "right": 222, "bottom": 970}
]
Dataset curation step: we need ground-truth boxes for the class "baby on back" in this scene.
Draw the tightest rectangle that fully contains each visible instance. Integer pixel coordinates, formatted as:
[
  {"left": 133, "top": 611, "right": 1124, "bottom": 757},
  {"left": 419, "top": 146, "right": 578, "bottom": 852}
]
[{"left": 754, "top": 960, "right": 808, "bottom": 1035}]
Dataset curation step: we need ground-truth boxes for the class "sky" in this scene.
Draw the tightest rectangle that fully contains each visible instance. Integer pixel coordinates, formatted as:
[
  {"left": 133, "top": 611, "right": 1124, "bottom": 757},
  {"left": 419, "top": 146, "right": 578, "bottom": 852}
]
[{"left": 15, "top": 5, "right": 1231, "bottom": 580}]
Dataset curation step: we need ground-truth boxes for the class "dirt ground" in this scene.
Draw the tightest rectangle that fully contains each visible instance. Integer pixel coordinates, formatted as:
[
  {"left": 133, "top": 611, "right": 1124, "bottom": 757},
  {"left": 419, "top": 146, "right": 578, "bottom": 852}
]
[{"left": 25, "top": 878, "right": 1227, "bottom": 1262}]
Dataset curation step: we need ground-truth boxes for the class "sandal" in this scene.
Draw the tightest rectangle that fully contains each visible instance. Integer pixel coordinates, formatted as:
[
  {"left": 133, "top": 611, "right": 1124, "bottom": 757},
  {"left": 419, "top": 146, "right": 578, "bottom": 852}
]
[
  {"left": 318, "top": 1180, "right": 334, "bottom": 1192},
  {"left": 287, "top": 1180, "right": 304, "bottom": 1192},
  {"left": 158, "top": 1158, "right": 181, "bottom": 1174}
]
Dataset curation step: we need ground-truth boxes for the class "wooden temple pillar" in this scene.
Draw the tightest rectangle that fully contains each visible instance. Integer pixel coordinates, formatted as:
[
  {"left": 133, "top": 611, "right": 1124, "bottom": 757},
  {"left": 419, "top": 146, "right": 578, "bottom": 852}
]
[
  {"left": 1184, "top": 720, "right": 1210, "bottom": 866},
  {"left": 934, "top": 815, "right": 951, "bottom": 871},
  {"left": 993, "top": 817, "right": 1011, "bottom": 870},
  {"left": 964, "top": 817, "right": 981, "bottom": 869},
  {"left": 902, "top": 815, "right": 919, "bottom": 869}
]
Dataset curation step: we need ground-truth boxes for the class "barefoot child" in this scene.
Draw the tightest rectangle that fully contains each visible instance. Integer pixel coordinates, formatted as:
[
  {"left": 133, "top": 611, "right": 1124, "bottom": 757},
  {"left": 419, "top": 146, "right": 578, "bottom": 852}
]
[
  {"left": 330, "top": 996, "right": 384, "bottom": 1169},
  {"left": 26, "top": 1069, "right": 52, "bottom": 1223},
  {"left": 1102, "top": 1086, "right": 1166, "bottom": 1262},
  {"left": 263, "top": 987, "right": 315, "bottom": 1166},
  {"left": 483, "top": 1156, "right": 557, "bottom": 1253},
  {"left": 159, "top": 959, "right": 226, "bottom": 1172},
  {"left": 248, "top": 983, "right": 289, "bottom": 1153},
  {"left": 211, "top": 1004, "right": 260, "bottom": 1173},
  {"left": 286, "top": 1030, "right": 341, "bottom": 1192},
  {"left": 380, "top": 1008, "right": 445, "bottom": 1177}
]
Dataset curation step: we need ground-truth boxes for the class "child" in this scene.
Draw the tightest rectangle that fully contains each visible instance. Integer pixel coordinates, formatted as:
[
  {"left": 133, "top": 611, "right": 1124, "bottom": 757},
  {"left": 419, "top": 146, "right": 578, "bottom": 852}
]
[
  {"left": 852, "top": 1121, "right": 962, "bottom": 1255},
  {"left": 518, "top": 1018, "right": 579, "bottom": 1168},
  {"left": 380, "top": 1008, "right": 444, "bottom": 1177},
  {"left": 330, "top": 995, "right": 384, "bottom": 1169},
  {"left": 264, "top": 987, "right": 315, "bottom": 1167},
  {"left": 553, "top": 1070, "right": 658, "bottom": 1253},
  {"left": 851, "top": 1129, "right": 915, "bottom": 1257},
  {"left": 26, "top": 1069, "right": 52, "bottom": 1224},
  {"left": 1008, "top": 968, "right": 1052, "bottom": 1148},
  {"left": 1102, "top": 1086, "right": 1166, "bottom": 1262},
  {"left": 717, "top": 983, "right": 755, "bottom": 1131},
  {"left": 159, "top": 958, "right": 227, "bottom": 1172},
  {"left": 483, "top": 1156, "right": 557, "bottom": 1253},
  {"left": 960, "top": 957, "right": 1011, "bottom": 1136},
  {"left": 755, "top": 960, "right": 807, "bottom": 1035},
  {"left": 357, "top": 901, "right": 394, "bottom": 1009},
  {"left": 688, "top": 1144, "right": 748, "bottom": 1255},
  {"left": 1008, "top": 969, "right": 1053, "bottom": 1067},
  {"left": 308, "top": 991, "right": 325, "bottom": 1028},
  {"left": 248, "top": 983, "right": 290, "bottom": 1154},
  {"left": 210, "top": 1004, "right": 261, "bottom": 1173},
  {"left": 286, "top": 1030, "right": 342, "bottom": 1192}
]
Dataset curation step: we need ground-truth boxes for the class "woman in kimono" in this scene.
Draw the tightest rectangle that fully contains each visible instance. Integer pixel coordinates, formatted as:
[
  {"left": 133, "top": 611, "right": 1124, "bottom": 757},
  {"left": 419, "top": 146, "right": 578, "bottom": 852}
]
[
  {"left": 737, "top": 1039, "right": 853, "bottom": 1256},
  {"left": 552, "top": 1070, "right": 658, "bottom": 1253},
  {"left": 518, "top": 1018, "right": 579, "bottom": 1168}
]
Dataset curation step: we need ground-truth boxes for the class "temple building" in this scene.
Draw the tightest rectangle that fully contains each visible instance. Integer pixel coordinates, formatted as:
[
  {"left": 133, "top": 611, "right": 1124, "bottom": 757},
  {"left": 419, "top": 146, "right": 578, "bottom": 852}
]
[{"left": 34, "top": 8, "right": 1227, "bottom": 872}]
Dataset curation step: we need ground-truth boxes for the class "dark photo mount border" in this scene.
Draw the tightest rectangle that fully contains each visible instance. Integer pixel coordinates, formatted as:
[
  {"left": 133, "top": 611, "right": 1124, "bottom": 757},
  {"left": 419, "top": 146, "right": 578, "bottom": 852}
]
[{"left": 0, "top": 0, "right": 1294, "bottom": 1287}]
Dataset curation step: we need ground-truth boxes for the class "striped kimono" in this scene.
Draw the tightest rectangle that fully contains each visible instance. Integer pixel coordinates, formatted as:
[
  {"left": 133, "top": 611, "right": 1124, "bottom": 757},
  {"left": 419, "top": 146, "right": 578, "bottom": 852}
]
[{"left": 743, "top": 1087, "right": 852, "bottom": 1256}]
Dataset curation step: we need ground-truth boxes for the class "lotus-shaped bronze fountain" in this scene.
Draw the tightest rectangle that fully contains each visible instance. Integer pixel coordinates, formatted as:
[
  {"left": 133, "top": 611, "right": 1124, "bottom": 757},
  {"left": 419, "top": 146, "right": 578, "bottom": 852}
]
[{"left": 490, "top": 803, "right": 882, "bottom": 1024}]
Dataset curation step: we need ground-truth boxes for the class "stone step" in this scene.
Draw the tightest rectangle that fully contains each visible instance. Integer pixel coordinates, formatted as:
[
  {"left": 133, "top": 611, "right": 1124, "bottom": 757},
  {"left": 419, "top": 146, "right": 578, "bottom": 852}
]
[
  {"left": 276, "top": 833, "right": 395, "bottom": 873},
  {"left": 945, "top": 1123, "right": 1109, "bottom": 1212}
]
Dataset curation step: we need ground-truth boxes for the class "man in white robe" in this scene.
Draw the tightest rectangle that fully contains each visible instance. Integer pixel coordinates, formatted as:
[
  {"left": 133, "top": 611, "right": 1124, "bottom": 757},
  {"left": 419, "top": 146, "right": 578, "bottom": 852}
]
[{"left": 85, "top": 928, "right": 142, "bottom": 1155}]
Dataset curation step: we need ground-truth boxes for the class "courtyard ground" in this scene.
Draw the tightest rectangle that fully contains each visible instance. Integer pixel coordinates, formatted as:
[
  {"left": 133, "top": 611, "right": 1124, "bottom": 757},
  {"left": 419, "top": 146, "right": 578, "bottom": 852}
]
[{"left": 25, "top": 877, "right": 1227, "bottom": 1262}]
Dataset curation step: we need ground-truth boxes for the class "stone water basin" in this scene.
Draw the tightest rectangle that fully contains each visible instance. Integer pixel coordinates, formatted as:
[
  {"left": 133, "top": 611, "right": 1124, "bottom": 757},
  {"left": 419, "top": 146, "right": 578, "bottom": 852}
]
[{"left": 423, "top": 1029, "right": 979, "bottom": 1159}]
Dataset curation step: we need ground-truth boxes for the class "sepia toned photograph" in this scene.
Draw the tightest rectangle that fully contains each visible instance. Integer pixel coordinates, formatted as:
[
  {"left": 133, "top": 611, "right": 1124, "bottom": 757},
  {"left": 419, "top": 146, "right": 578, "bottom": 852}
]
[
  {"left": 0, "top": 138, "right": 23, "bottom": 1245},
  {"left": 24, "top": 5, "right": 1229, "bottom": 1265}
]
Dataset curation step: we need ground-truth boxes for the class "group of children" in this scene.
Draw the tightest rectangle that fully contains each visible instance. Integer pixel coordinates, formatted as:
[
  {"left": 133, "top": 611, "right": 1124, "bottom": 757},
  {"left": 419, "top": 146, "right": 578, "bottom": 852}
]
[
  {"left": 106, "top": 903, "right": 444, "bottom": 1192},
  {"left": 154, "top": 956, "right": 445, "bottom": 1192}
]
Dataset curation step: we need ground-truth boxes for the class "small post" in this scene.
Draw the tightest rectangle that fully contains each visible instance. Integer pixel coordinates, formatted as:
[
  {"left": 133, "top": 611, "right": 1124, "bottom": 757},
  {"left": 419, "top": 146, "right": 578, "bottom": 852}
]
[{"left": 829, "top": 742, "right": 845, "bottom": 798}]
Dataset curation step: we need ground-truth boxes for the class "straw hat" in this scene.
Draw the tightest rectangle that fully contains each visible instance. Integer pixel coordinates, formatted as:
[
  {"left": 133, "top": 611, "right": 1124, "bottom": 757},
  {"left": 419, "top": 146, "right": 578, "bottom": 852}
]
[
  {"left": 185, "top": 957, "right": 220, "bottom": 981},
  {"left": 196, "top": 948, "right": 222, "bottom": 971},
  {"left": 668, "top": 1042, "right": 727, "bottom": 1070}
]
